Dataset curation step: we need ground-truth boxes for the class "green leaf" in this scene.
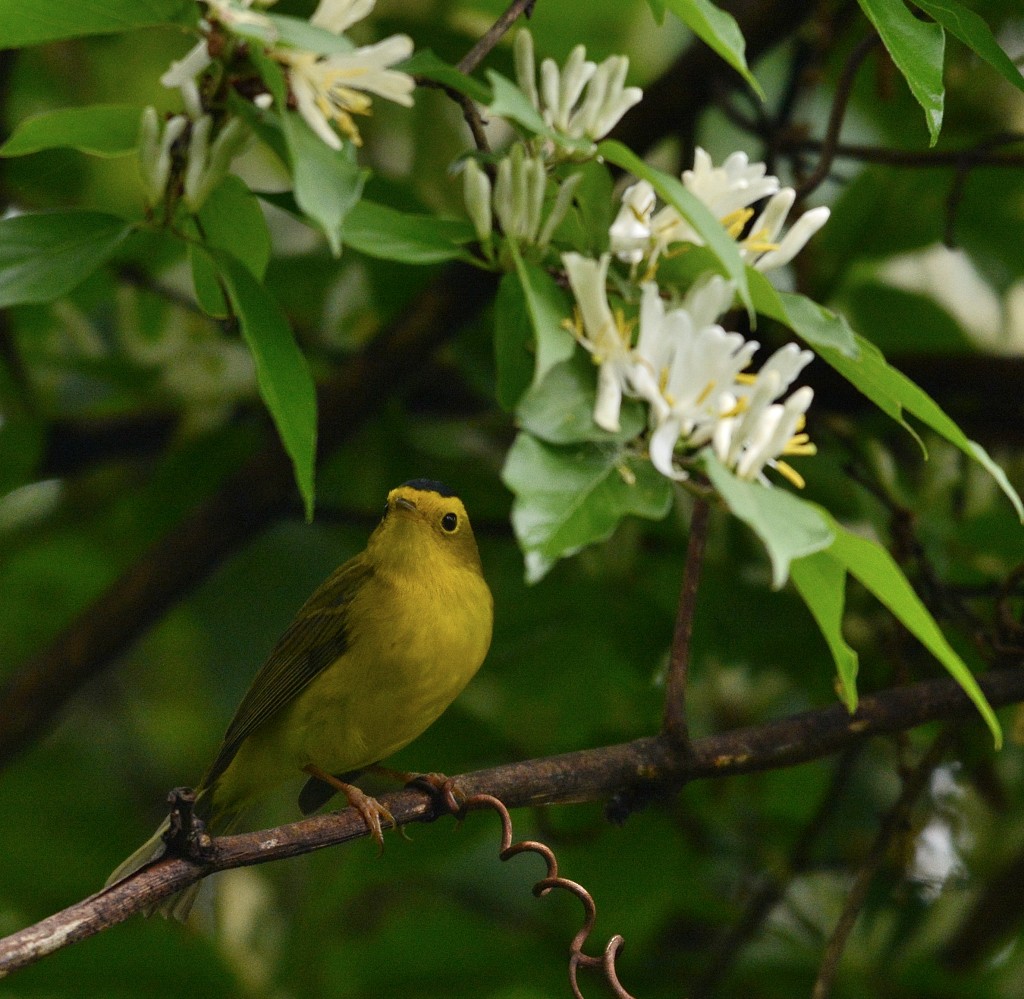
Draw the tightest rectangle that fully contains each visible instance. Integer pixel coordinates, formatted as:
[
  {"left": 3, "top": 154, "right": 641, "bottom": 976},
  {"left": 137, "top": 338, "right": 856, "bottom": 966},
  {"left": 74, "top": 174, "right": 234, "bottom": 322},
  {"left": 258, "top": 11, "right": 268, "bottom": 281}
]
[
  {"left": 814, "top": 331, "right": 1024, "bottom": 520},
  {"left": 502, "top": 432, "right": 672, "bottom": 582},
  {"left": 401, "top": 50, "right": 492, "bottom": 104},
  {"left": 494, "top": 272, "right": 534, "bottom": 410},
  {"left": 703, "top": 454, "right": 835, "bottom": 588},
  {"left": 507, "top": 242, "right": 576, "bottom": 388},
  {"left": 857, "top": 0, "right": 945, "bottom": 145},
  {"left": 217, "top": 253, "right": 317, "bottom": 520},
  {"left": 198, "top": 175, "right": 271, "bottom": 281},
  {"left": 790, "top": 550, "right": 859, "bottom": 711},
  {"left": 186, "top": 176, "right": 271, "bottom": 318},
  {"left": 342, "top": 201, "right": 475, "bottom": 264},
  {"left": 659, "top": 0, "right": 765, "bottom": 99},
  {"left": 911, "top": 0, "right": 1024, "bottom": 96},
  {"left": 826, "top": 519, "right": 1002, "bottom": 746},
  {"left": 516, "top": 353, "right": 646, "bottom": 445},
  {"left": 597, "top": 139, "right": 752, "bottom": 316},
  {"left": 265, "top": 12, "right": 355, "bottom": 56},
  {"left": 282, "top": 110, "right": 366, "bottom": 257},
  {"left": 748, "top": 269, "right": 859, "bottom": 357},
  {"left": 0, "top": 210, "right": 133, "bottom": 308},
  {"left": 486, "top": 70, "right": 593, "bottom": 156},
  {"left": 0, "top": 0, "right": 194, "bottom": 46},
  {"left": 0, "top": 104, "right": 144, "bottom": 158}
]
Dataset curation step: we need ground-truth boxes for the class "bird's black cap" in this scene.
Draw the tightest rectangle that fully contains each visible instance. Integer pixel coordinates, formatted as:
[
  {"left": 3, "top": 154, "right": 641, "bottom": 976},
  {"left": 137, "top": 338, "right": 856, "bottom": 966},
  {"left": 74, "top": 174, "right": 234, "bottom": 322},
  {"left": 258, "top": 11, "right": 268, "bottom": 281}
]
[{"left": 401, "top": 478, "right": 454, "bottom": 497}]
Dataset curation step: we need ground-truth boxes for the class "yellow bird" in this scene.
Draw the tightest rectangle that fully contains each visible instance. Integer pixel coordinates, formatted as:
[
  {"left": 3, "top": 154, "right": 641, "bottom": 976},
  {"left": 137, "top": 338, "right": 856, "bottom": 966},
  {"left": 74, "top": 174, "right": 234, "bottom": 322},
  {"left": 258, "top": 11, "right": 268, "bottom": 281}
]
[{"left": 106, "top": 480, "right": 493, "bottom": 920}]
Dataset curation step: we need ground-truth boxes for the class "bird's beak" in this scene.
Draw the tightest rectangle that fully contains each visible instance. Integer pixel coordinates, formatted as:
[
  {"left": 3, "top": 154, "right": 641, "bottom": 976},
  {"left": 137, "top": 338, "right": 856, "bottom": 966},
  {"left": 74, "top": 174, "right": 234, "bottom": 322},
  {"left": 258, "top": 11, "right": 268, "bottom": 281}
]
[{"left": 394, "top": 496, "right": 417, "bottom": 512}]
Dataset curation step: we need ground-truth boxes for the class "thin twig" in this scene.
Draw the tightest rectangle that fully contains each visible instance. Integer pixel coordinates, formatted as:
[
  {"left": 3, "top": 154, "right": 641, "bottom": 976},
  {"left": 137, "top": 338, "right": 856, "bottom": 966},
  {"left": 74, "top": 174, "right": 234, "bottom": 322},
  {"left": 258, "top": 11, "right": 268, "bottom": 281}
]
[
  {"left": 456, "top": 0, "right": 536, "bottom": 75},
  {"left": 810, "top": 730, "right": 952, "bottom": 999},
  {"left": 796, "top": 32, "right": 880, "bottom": 197},
  {"left": 662, "top": 496, "right": 712, "bottom": 746}
]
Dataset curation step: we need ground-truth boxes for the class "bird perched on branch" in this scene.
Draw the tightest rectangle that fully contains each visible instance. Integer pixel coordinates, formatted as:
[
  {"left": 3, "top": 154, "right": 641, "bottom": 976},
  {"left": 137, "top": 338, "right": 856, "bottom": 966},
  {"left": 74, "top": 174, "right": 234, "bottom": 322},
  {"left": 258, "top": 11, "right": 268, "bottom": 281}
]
[{"left": 106, "top": 479, "right": 493, "bottom": 920}]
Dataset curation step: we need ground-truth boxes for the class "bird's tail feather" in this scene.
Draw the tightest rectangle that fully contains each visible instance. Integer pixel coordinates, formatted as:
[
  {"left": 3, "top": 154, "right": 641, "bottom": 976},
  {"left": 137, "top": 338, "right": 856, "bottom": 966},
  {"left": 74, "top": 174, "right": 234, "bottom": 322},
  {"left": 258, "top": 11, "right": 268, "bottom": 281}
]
[{"left": 105, "top": 794, "right": 241, "bottom": 922}]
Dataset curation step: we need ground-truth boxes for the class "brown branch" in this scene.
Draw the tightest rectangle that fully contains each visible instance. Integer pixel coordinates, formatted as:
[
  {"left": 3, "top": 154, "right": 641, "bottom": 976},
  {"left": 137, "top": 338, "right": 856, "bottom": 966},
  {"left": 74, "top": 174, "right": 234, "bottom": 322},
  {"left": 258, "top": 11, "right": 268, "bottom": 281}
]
[
  {"left": 662, "top": 495, "right": 711, "bottom": 745},
  {"left": 456, "top": 0, "right": 537, "bottom": 76},
  {"left": 0, "top": 263, "right": 497, "bottom": 771},
  {"left": 3, "top": 662, "right": 1024, "bottom": 978}
]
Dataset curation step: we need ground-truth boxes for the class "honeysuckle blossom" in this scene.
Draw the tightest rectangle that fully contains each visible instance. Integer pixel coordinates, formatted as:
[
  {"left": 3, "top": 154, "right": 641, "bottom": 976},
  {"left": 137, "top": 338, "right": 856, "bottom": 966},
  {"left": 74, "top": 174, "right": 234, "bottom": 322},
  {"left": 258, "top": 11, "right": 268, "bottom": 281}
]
[
  {"left": 310, "top": 0, "right": 375, "bottom": 33},
  {"left": 514, "top": 30, "right": 642, "bottom": 153},
  {"left": 279, "top": 35, "right": 414, "bottom": 148},
  {"left": 562, "top": 252, "right": 634, "bottom": 432},
  {"left": 462, "top": 149, "right": 582, "bottom": 250},
  {"left": 609, "top": 149, "right": 830, "bottom": 272}
]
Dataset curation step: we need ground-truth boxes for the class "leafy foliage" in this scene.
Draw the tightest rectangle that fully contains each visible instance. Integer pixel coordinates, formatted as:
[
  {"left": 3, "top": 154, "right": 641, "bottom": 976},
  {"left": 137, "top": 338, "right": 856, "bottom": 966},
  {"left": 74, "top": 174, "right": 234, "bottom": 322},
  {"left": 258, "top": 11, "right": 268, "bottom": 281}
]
[{"left": 1, "top": 0, "right": 1024, "bottom": 997}]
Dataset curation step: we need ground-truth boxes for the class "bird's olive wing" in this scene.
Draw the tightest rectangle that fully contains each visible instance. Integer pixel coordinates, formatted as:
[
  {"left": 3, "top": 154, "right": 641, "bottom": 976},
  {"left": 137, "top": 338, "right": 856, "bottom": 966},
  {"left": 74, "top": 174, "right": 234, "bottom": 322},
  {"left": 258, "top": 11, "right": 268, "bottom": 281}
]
[{"left": 199, "top": 556, "right": 374, "bottom": 790}]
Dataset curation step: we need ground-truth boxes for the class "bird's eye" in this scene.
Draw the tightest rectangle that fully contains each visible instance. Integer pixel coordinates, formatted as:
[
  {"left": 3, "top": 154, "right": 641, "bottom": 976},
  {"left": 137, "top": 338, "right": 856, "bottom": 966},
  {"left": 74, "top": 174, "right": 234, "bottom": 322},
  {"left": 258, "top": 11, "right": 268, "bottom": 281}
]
[{"left": 441, "top": 512, "right": 458, "bottom": 533}]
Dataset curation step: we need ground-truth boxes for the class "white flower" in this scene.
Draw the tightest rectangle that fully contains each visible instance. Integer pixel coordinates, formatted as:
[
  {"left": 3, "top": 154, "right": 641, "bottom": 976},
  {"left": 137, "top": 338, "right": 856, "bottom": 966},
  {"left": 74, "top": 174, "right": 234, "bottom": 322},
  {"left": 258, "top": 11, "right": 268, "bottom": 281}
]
[
  {"left": 610, "top": 148, "right": 830, "bottom": 271},
  {"left": 643, "top": 280, "right": 758, "bottom": 479},
  {"left": 160, "top": 40, "right": 212, "bottom": 118},
  {"left": 562, "top": 252, "right": 632, "bottom": 432},
  {"left": 711, "top": 344, "right": 816, "bottom": 487},
  {"left": 279, "top": 35, "right": 414, "bottom": 148},
  {"left": 514, "top": 30, "right": 642, "bottom": 153},
  {"left": 138, "top": 108, "right": 188, "bottom": 208},
  {"left": 311, "top": 0, "right": 376, "bottom": 33},
  {"left": 202, "top": 0, "right": 278, "bottom": 39}
]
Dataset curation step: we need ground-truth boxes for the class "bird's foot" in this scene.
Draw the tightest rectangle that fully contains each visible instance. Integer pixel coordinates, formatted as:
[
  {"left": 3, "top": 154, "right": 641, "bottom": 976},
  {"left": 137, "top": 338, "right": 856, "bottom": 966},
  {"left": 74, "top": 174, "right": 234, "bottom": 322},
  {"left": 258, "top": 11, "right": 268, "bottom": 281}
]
[
  {"left": 302, "top": 764, "right": 395, "bottom": 854},
  {"left": 403, "top": 771, "right": 467, "bottom": 818}
]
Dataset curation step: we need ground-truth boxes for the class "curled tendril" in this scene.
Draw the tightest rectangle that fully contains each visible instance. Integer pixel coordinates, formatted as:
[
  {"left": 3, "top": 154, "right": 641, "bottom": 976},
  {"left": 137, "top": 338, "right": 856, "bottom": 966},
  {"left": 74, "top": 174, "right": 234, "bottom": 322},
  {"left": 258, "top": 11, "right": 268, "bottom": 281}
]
[{"left": 437, "top": 784, "right": 636, "bottom": 999}]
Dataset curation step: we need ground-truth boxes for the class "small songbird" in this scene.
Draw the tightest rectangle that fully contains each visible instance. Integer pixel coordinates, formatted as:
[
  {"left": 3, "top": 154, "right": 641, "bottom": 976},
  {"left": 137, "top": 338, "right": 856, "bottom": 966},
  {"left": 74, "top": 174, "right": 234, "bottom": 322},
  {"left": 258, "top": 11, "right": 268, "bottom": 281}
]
[{"left": 106, "top": 480, "right": 493, "bottom": 920}]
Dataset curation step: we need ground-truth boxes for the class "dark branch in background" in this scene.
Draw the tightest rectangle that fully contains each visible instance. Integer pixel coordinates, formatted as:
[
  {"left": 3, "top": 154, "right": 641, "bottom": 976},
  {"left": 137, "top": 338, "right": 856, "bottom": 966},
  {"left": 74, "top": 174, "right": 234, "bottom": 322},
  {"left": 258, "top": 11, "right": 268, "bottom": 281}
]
[
  {"left": 0, "top": 263, "right": 496, "bottom": 770},
  {"left": 811, "top": 731, "right": 951, "bottom": 999},
  {"left": 2, "top": 663, "right": 1023, "bottom": 978},
  {"left": 690, "top": 746, "right": 863, "bottom": 999},
  {"left": 795, "top": 32, "right": 880, "bottom": 198},
  {"left": 456, "top": 0, "right": 536, "bottom": 75}
]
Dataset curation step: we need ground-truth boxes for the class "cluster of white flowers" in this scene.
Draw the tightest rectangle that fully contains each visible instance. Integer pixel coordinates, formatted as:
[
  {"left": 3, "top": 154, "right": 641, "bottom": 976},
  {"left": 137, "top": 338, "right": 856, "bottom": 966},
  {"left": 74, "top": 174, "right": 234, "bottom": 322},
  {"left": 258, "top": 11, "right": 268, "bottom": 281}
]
[
  {"left": 561, "top": 150, "right": 826, "bottom": 488},
  {"left": 609, "top": 148, "right": 831, "bottom": 273},
  {"left": 512, "top": 30, "right": 643, "bottom": 156},
  {"left": 140, "top": 0, "right": 416, "bottom": 207},
  {"left": 563, "top": 251, "right": 816, "bottom": 487}
]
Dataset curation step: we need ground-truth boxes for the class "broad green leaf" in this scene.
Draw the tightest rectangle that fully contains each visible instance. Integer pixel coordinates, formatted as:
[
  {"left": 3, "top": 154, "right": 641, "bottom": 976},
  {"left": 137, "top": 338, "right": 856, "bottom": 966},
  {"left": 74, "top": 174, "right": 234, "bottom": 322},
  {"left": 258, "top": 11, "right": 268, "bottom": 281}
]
[
  {"left": 342, "top": 201, "right": 475, "bottom": 264},
  {"left": 486, "top": 70, "right": 593, "bottom": 156},
  {"left": 516, "top": 353, "right": 645, "bottom": 445},
  {"left": 198, "top": 175, "right": 271, "bottom": 281},
  {"left": 703, "top": 454, "right": 835, "bottom": 588},
  {"left": 217, "top": 254, "right": 317, "bottom": 520},
  {"left": 815, "top": 331, "right": 1024, "bottom": 520},
  {"left": 0, "top": 211, "right": 133, "bottom": 308},
  {"left": 401, "top": 50, "right": 492, "bottom": 104},
  {"left": 494, "top": 271, "right": 534, "bottom": 410},
  {"left": 659, "top": 0, "right": 764, "bottom": 98},
  {"left": 281, "top": 110, "right": 365, "bottom": 257},
  {"left": 0, "top": 105, "right": 144, "bottom": 158},
  {"left": 507, "top": 242, "right": 576, "bottom": 388},
  {"left": 748, "top": 269, "right": 859, "bottom": 357},
  {"left": 790, "top": 550, "right": 859, "bottom": 711},
  {"left": 502, "top": 432, "right": 672, "bottom": 582},
  {"left": 828, "top": 520, "right": 1002, "bottom": 746},
  {"left": 597, "top": 139, "right": 752, "bottom": 316},
  {"left": 187, "top": 176, "right": 271, "bottom": 317},
  {"left": 912, "top": 0, "right": 1024, "bottom": 96},
  {"left": 857, "top": 0, "right": 945, "bottom": 144},
  {"left": 0, "top": 0, "right": 193, "bottom": 46}
]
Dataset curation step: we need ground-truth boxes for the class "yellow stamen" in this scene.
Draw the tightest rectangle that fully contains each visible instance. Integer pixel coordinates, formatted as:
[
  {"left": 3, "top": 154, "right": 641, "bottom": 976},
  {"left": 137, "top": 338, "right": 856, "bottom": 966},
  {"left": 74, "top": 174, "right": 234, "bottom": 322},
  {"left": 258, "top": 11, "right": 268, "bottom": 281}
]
[
  {"left": 695, "top": 380, "right": 717, "bottom": 406},
  {"left": 720, "top": 207, "right": 754, "bottom": 240},
  {"left": 735, "top": 372, "right": 757, "bottom": 386},
  {"left": 740, "top": 226, "right": 780, "bottom": 254},
  {"left": 775, "top": 460, "right": 806, "bottom": 489}
]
